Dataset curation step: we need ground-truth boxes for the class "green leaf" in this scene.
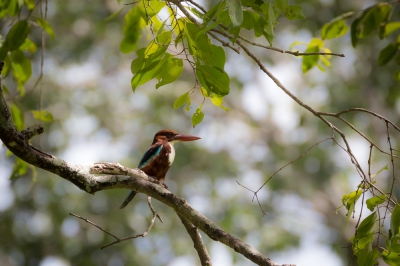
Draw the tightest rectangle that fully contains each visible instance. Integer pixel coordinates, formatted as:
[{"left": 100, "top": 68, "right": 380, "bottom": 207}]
[
  {"left": 394, "top": 69, "right": 400, "bottom": 80},
  {"left": 342, "top": 188, "right": 362, "bottom": 221},
  {"left": 5, "top": 20, "right": 29, "bottom": 51},
  {"left": 144, "top": 31, "right": 171, "bottom": 59},
  {"left": 366, "top": 194, "right": 386, "bottom": 211},
  {"left": 11, "top": 50, "right": 32, "bottom": 85},
  {"left": 10, "top": 103, "right": 24, "bottom": 131},
  {"left": 275, "top": 0, "right": 288, "bottom": 13},
  {"left": 357, "top": 249, "right": 379, "bottom": 266},
  {"left": 36, "top": 18, "right": 55, "bottom": 40},
  {"left": 192, "top": 107, "right": 204, "bottom": 127},
  {"left": 302, "top": 38, "right": 324, "bottom": 73},
  {"left": 321, "top": 19, "right": 348, "bottom": 40},
  {"left": 155, "top": 58, "right": 183, "bottom": 89},
  {"left": 19, "top": 38, "right": 37, "bottom": 53},
  {"left": 120, "top": 7, "right": 143, "bottom": 54},
  {"left": 351, "top": 16, "right": 361, "bottom": 48},
  {"left": 371, "top": 163, "right": 389, "bottom": 178},
  {"left": 130, "top": 48, "right": 146, "bottom": 74},
  {"left": 384, "top": 22, "right": 400, "bottom": 37},
  {"left": 352, "top": 212, "right": 377, "bottom": 253},
  {"left": 196, "top": 64, "right": 230, "bottom": 96},
  {"left": 265, "top": 1, "right": 275, "bottom": 36},
  {"left": 139, "top": 0, "right": 165, "bottom": 22},
  {"left": 391, "top": 204, "right": 400, "bottom": 237},
  {"left": 210, "top": 94, "right": 229, "bottom": 111},
  {"left": 209, "top": 45, "right": 226, "bottom": 69},
  {"left": 185, "top": 23, "right": 212, "bottom": 61},
  {"left": 390, "top": 235, "right": 400, "bottom": 253},
  {"left": 356, "top": 212, "right": 377, "bottom": 238},
  {"left": 382, "top": 250, "right": 400, "bottom": 266},
  {"left": 10, "top": 158, "right": 27, "bottom": 180},
  {"left": 353, "top": 3, "right": 391, "bottom": 39},
  {"left": 202, "top": 0, "right": 226, "bottom": 27},
  {"left": 378, "top": 43, "right": 399, "bottom": 66},
  {"left": 24, "top": 0, "right": 35, "bottom": 10},
  {"left": 31, "top": 110, "right": 54, "bottom": 123},
  {"left": 131, "top": 60, "right": 163, "bottom": 91},
  {"left": 285, "top": 5, "right": 305, "bottom": 20},
  {"left": 227, "top": 0, "right": 243, "bottom": 27},
  {"left": 173, "top": 92, "right": 190, "bottom": 109}
]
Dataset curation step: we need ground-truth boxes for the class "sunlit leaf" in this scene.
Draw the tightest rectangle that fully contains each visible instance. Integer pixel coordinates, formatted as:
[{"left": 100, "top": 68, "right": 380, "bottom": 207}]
[
  {"left": 10, "top": 158, "right": 27, "bottom": 180},
  {"left": 19, "top": 38, "right": 37, "bottom": 53},
  {"left": 155, "top": 58, "right": 183, "bottom": 89},
  {"left": 384, "top": 22, "right": 400, "bottom": 37},
  {"left": 11, "top": 50, "right": 32, "bottom": 84},
  {"left": 24, "top": 0, "right": 35, "bottom": 10},
  {"left": 10, "top": 103, "right": 24, "bottom": 131},
  {"left": 370, "top": 163, "right": 389, "bottom": 178},
  {"left": 342, "top": 188, "right": 362, "bottom": 221},
  {"left": 366, "top": 194, "right": 386, "bottom": 211},
  {"left": 302, "top": 38, "right": 324, "bottom": 73},
  {"left": 210, "top": 94, "right": 229, "bottom": 111},
  {"left": 192, "top": 107, "right": 204, "bottom": 127},
  {"left": 321, "top": 19, "right": 348, "bottom": 40},
  {"left": 31, "top": 110, "right": 54, "bottom": 123},
  {"left": 378, "top": 43, "right": 399, "bottom": 66},
  {"left": 139, "top": 0, "right": 165, "bottom": 22},
  {"left": 173, "top": 92, "right": 190, "bottom": 109},
  {"left": 382, "top": 250, "right": 400, "bottom": 266},
  {"left": 36, "top": 18, "right": 55, "bottom": 40}
]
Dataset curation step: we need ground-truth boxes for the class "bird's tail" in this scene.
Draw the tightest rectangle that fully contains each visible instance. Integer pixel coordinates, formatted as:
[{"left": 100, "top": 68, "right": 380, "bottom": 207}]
[{"left": 119, "top": 190, "right": 137, "bottom": 209}]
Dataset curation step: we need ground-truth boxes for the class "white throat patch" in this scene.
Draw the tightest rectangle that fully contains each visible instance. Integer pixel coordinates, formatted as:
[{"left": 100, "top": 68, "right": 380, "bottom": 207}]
[{"left": 168, "top": 142, "right": 176, "bottom": 165}]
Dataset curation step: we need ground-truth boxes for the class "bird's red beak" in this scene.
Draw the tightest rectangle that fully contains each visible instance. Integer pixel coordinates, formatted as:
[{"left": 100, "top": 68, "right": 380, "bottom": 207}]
[{"left": 174, "top": 134, "right": 201, "bottom": 142}]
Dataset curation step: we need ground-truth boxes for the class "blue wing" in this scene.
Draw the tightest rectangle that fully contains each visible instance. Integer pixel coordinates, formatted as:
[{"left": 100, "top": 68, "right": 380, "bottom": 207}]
[
  {"left": 138, "top": 144, "right": 162, "bottom": 168},
  {"left": 120, "top": 143, "right": 163, "bottom": 210}
]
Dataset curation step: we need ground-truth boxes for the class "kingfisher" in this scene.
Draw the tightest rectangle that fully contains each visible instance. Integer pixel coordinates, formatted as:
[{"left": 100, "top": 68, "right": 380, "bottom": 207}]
[{"left": 119, "top": 129, "right": 201, "bottom": 209}]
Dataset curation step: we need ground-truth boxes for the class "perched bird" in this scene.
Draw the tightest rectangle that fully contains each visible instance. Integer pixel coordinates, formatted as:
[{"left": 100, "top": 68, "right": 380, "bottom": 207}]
[{"left": 119, "top": 129, "right": 201, "bottom": 209}]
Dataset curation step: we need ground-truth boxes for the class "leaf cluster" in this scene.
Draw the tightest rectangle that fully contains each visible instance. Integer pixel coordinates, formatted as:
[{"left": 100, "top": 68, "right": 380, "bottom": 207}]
[{"left": 118, "top": 0, "right": 305, "bottom": 127}]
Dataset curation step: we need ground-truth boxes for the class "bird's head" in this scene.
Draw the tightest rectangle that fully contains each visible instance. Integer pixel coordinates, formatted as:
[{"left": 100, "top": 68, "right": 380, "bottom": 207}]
[{"left": 152, "top": 129, "right": 201, "bottom": 144}]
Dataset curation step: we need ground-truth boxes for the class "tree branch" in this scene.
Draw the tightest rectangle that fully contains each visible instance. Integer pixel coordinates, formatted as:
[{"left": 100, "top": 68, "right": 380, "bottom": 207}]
[
  {"left": 0, "top": 61, "right": 289, "bottom": 266},
  {"left": 178, "top": 213, "right": 212, "bottom": 266}
]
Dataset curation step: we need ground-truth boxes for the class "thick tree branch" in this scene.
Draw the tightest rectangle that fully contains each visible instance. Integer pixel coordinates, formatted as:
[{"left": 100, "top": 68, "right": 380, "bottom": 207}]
[{"left": 0, "top": 61, "right": 288, "bottom": 266}]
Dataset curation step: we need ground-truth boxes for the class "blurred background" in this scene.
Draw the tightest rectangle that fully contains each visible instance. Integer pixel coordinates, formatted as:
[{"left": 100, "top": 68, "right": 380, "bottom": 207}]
[{"left": 1, "top": 0, "right": 399, "bottom": 265}]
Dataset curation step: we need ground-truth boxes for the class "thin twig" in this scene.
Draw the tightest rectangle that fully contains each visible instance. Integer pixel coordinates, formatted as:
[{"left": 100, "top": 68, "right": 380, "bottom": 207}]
[
  {"left": 70, "top": 196, "right": 163, "bottom": 249},
  {"left": 238, "top": 37, "right": 345, "bottom": 57}
]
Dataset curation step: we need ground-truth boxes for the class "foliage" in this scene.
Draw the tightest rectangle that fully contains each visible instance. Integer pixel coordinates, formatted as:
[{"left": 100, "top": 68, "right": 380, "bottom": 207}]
[{"left": 1, "top": 0, "right": 400, "bottom": 265}]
